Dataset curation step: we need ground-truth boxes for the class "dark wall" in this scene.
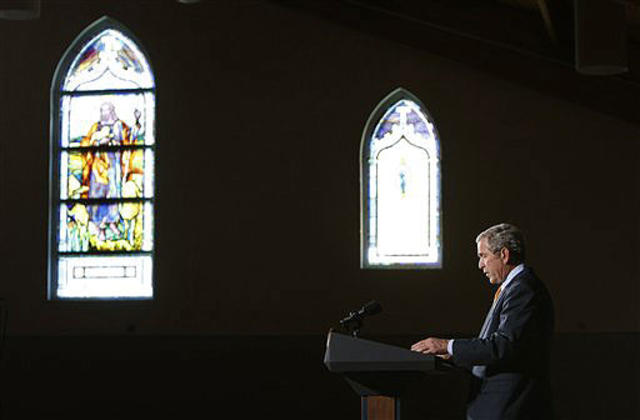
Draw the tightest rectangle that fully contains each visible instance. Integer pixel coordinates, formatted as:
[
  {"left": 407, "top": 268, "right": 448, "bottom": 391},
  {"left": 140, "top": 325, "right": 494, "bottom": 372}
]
[
  {"left": 0, "top": 0, "right": 638, "bottom": 336},
  {"left": 1, "top": 1, "right": 639, "bottom": 419}
]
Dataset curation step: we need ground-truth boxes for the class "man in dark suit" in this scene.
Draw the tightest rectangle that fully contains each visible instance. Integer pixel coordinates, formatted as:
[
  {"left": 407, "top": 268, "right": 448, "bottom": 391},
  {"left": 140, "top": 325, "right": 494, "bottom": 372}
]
[{"left": 411, "top": 223, "right": 554, "bottom": 420}]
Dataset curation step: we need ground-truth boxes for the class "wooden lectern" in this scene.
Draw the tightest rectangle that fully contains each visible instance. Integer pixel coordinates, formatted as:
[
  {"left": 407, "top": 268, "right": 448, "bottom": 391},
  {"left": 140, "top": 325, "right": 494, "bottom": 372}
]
[{"left": 324, "top": 331, "right": 443, "bottom": 420}]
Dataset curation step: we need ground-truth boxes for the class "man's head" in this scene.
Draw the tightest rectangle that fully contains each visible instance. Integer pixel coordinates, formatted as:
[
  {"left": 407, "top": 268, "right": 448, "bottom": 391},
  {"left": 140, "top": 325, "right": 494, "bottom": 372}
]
[
  {"left": 475, "top": 223, "right": 525, "bottom": 284},
  {"left": 99, "top": 102, "right": 117, "bottom": 125}
]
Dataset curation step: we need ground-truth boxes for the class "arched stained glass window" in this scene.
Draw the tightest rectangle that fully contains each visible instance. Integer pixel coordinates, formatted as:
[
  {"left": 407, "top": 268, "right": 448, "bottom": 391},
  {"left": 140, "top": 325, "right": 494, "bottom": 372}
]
[
  {"left": 361, "top": 88, "right": 441, "bottom": 269},
  {"left": 48, "top": 17, "right": 155, "bottom": 299}
]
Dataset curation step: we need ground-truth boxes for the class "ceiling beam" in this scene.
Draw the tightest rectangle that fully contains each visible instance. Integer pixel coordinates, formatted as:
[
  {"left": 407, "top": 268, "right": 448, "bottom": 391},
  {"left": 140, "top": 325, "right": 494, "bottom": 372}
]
[
  {"left": 536, "top": 0, "right": 558, "bottom": 44},
  {"left": 274, "top": 0, "right": 640, "bottom": 125}
]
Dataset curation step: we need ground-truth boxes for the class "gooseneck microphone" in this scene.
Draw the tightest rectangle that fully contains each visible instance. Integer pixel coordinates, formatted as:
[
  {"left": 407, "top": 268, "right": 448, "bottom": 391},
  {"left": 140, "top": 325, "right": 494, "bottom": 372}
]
[{"left": 339, "top": 300, "right": 382, "bottom": 336}]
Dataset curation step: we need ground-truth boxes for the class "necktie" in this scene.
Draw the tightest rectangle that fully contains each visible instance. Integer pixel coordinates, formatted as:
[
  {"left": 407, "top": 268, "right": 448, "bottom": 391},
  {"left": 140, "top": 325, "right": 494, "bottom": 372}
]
[
  {"left": 478, "top": 287, "right": 502, "bottom": 340},
  {"left": 493, "top": 286, "right": 502, "bottom": 304}
]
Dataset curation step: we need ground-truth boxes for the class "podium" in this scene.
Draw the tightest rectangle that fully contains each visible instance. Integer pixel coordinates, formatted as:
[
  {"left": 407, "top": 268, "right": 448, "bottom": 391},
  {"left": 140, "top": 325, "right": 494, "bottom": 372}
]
[{"left": 324, "top": 331, "right": 445, "bottom": 420}]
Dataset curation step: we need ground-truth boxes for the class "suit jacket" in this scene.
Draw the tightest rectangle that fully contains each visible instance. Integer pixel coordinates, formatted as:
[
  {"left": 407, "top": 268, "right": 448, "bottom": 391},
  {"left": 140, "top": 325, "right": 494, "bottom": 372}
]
[{"left": 452, "top": 267, "right": 554, "bottom": 420}]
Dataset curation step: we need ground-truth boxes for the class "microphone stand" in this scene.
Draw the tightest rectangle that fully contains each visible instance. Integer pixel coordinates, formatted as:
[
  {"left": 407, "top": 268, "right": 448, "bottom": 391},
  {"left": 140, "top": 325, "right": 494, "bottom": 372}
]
[{"left": 339, "top": 313, "right": 363, "bottom": 337}]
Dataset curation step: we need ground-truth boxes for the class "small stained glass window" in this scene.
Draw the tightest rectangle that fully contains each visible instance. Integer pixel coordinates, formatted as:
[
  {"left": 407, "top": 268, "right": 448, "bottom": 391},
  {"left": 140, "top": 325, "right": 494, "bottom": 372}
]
[
  {"left": 49, "top": 17, "right": 155, "bottom": 299},
  {"left": 361, "top": 89, "right": 442, "bottom": 268}
]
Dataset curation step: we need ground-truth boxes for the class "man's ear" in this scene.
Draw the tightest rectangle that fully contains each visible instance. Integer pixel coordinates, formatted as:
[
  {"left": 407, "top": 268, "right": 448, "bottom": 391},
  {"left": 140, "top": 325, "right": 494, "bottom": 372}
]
[{"left": 500, "top": 247, "right": 510, "bottom": 264}]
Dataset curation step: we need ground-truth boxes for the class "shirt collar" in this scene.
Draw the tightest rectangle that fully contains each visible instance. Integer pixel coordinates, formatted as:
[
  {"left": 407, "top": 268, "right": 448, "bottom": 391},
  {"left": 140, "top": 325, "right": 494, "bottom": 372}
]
[{"left": 500, "top": 263, "right": 524, "bottom": 291}]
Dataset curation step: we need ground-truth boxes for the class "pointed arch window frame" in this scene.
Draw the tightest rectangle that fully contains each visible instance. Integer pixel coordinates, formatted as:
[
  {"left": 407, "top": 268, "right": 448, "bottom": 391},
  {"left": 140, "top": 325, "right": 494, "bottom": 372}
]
[
  {"left": 360, "top": 88, "right": 443, "bottom": 270},
  {"left": 48, "top": 17, "right": 157, "bottom": 300}
]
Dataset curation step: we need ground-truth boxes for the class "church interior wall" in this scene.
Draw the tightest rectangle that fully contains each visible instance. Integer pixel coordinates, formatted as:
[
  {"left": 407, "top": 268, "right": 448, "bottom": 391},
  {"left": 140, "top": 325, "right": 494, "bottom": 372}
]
[{"left": 0, "top": 1, "right": 637, "bottom": 418}]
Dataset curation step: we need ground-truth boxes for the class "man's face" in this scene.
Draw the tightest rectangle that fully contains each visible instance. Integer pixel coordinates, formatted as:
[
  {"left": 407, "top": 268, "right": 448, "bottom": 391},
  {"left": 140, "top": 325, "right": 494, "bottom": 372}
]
[
  {"left": 100, "top": 103, "right": 115, "bottom": 123},
  {"left": 477, "top": 238, "right": 509, "bottom": 285}
]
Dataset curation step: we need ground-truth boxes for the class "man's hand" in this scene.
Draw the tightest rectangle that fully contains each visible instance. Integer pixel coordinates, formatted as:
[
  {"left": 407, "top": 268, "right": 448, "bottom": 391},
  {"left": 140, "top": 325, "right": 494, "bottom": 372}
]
[{"left": 410, "top": 337, "right": 450, "bottom": 355}]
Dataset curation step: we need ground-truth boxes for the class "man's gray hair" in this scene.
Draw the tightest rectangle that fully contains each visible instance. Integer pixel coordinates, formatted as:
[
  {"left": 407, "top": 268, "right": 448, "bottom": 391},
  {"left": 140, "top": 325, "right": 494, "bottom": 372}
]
[{"left": 476, "top": 223, "right": 525, "bottom": 265}]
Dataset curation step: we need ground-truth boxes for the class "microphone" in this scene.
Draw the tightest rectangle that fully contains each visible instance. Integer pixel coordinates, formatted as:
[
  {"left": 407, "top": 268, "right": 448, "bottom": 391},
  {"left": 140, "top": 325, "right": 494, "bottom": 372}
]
[{"left": 339, "top": 300, "right": 382, "bottom": 326}]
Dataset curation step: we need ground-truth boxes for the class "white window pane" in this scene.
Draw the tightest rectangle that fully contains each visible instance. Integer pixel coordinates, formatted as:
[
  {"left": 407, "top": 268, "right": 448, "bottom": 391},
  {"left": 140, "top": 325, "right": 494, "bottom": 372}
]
[
  {"left": 365, "top": 96, "right": 441, "bottom": 267},
  {"left": 58, "top": 255, "right": 152, "bottom": 299},
  {"left": 377, "top": 139, "right": 431, "bottom": 256}
]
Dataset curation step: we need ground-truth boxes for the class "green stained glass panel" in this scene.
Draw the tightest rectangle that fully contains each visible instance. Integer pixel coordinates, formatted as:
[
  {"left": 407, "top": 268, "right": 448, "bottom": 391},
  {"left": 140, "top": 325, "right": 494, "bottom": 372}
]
[{"left": 59, "top": 202, "right": 152, "bottom": 253}]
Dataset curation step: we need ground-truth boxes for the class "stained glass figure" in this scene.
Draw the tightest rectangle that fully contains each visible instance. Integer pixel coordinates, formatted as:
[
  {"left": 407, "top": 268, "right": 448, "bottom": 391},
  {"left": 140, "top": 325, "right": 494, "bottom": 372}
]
[
  {"left": 61, "top": 93, "right": 154, "bottom": 147},
  {"left": 49, "top": 17, "right": 155, "bottom": 299},
  {"left": 361, "top": 89, "right": 442, "bottom": 268},
  {"left": 62, "top": 149, "right": 148, "bottom": 199}
]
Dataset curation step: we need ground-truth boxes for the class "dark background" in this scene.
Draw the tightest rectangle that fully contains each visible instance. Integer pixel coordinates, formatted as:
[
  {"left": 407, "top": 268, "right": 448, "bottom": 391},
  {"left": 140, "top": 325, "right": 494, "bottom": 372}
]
[{"left": 0, "top": 0, "right": 638, "bottom": 419}]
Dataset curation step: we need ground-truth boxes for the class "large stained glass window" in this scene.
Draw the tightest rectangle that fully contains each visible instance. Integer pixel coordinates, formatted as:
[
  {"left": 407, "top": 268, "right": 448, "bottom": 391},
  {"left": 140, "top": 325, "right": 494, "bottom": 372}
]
[
  {"left": 49, "top": 17, "right": 155, "bottom": 299},
  {"left": 361, "top": 88, "right": 441, "bottom": 269}
]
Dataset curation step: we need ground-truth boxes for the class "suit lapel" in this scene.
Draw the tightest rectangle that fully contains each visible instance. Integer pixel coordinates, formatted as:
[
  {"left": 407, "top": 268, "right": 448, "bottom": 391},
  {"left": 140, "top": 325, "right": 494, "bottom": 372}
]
[
  {"left": 478, "top": 299, "right": 498, "bottom": 338},
  {"left": 478, "top": 268, "right": 526, "bottom": 338}
]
